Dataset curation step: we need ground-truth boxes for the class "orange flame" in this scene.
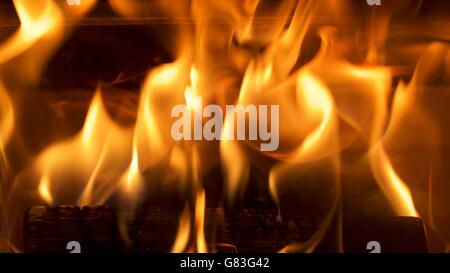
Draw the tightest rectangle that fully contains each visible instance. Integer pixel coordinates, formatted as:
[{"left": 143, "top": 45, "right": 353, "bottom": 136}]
[
  {"left": 5, "top": 0, "right": 450, "bottom": 252},
  {"left": 0, "top": 83, "right": 14, "bottom": 168},
  {"left": 120, "top": 143, "right": 143, "bottom": 198},
  {"left": 370, "top": 145, "right": 419, "bottom": 217},
  {"left": 195, "top": 189, "right": 207, "bottom": 253},
  {"left": 171, "top": 205, "right": 191, "bottom": 253},
  {"left": 0, "top": 0, "right": 105, "bottom": 251},
  {"left": 134, "top": 62, "right": 188, "bottom": 170},
  {"left": 37, "top": 175, "right": 53, "bottom": 205},
  {"left": 35, "top": 90, "right": 133, "bottom": 205},
  {"left": 0, "top": 0, "right": 62, "bottom": 64}
]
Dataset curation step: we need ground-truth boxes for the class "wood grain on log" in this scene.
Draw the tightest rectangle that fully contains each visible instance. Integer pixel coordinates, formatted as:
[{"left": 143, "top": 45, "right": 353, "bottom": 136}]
[{"left": 24, "top": 206, "right": 427, "bottom": 253}]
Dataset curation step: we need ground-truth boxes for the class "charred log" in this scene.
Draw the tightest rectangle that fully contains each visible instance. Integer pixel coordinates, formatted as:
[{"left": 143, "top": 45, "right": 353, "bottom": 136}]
[{"left": 24, "top": 206, "right": 427, "bottom": 253}]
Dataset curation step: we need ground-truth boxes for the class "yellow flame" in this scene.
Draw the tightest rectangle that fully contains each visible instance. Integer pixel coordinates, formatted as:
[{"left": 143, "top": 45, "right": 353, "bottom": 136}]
[
  {"left": 15, "top": 0, "right": 57, "bottom": 42},
  {"left": 121, "top": 143, "right": 143, "bottom": 198},
  {"left": 367, "top": 71, "right": 419, "bottom": 218},
  {"left": 171, "top": 205, "right": 191, "bottom": 253},
  {"left": 0, "top": 0, "right": 62, "bottom": 64},
  {"left": 195, "top": 190, "right": 207, "bottom": 253},
  {"left": 370, "top": 145, "right": 419, "bottom": 216},
  {"left": 291, "top": 72, "right": 337, "bottom": 161},
  {"left": 301, "top": 27, "right": 419, "bottom": 220},
  {"left": 38, "top": 175, "right": 53, "bottom": 205},
  {"left": 0, "top": 83, "right": 14, "bottom": 157},
  {"left": 220, "top": 138, "right": 249, "bottom": 204},
  {"left": 34, "top": 89, "right": 133, "bottom": 206},
  {"left": 0, "top": 0, "right": 60, "bottom": 169},
  {"left": 184, "top": 67, "right": 202, "bottom": 112},
  {"left": 219, "top": 1, "right": 323, "bottom": 205},
  {"left": 366, "top": 43, "right": 445, "bottom": 218},
  {"left": 4, "top": 0, "right": 443, "bottom": 252},
  {"left": 134, "top": 62, "right": 188, "bottom": 170},
  {"left": 0, "top": 0, "right": 99, "bottom": 251}
]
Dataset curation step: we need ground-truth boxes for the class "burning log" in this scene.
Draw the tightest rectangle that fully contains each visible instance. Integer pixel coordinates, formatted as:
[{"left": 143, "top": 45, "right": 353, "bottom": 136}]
[
  {"left": 24, "top": 206, "right": 427, "bottom": 253},
  {"left": 24, "top": 206, "right": 116, "bottom": 253}
]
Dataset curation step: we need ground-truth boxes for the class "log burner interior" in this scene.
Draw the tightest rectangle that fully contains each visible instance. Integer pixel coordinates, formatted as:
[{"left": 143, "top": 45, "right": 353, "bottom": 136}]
[{"left": 1, "top": 0, "right": 450, "bottom": 253}]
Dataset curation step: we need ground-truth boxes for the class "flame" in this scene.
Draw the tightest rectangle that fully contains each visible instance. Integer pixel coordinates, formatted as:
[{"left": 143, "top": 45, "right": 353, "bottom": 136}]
[
  {"left": 184, "top": 67, "right": 202, "bottom": 111},
  {"left": 125, "top": 145, "right": 142, "bottom": 193},
  {"left": 220, "top": 138, "right": 249, "bottom": 204},
  {"left": 195, "top": 189, "right": 207, "bottom": 253},
  {"left": 368, "top": 43, "right": 450, "bottom": 219},
  {"left": 0, "top": 83, "right": 14, "bottom": 164},
  {"left": 220, "top": 0, "right": 322, "bottom": 204},
  {"left": 302, "top": 27, "right": 419, "bottom": 220},
  {"left": 37, "top": 175, "right": 53, "bottom": 205},
  {"left": 0, "top": 0, "right": 62, "bottom": 64},
  {"left": 134, "top": 62, "right": 188, "bottom": 170},
  {"left": 0, "top": 0, "right": 99, "bottom": 252},
  {"left": 34, "top": 90, "right": 133, "bottom": 205},
  {"left": 119, "top": 143, "right": 143, "bottom": 199},
  {"left": 5, "top": 0, "right": 450, "bottom": 252},
  {"left": 289, "top": 71, "right": 338, "bottom": 162},
  {"left": 267, "top": 65, "right": 341, "bottom": 252},
  {"left": 370, "top": 145, "right": 419, "bottom": 217},
  {"left": 0, "top": 0, "right": 60, "bottom": 172},
  {"left": 15, "top": 0, "right": 58, "bottom": 42},
  {"left": 171, "top": 205, "right": 191, "bottom": 253},
  {"left": 170, "top": 191, "right": 208, "bottom": 253},
  {"left": 108, "top": 0, "right": 164, "bottom": 18},
  {"left": 367, "top": 54, "right": 422, "bottom": 219}
]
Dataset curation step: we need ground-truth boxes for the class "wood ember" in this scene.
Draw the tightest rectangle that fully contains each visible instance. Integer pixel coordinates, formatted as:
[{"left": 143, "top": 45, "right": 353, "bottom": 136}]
[{"left": 24, "top": 206, "right": 427, "bottom": 253}]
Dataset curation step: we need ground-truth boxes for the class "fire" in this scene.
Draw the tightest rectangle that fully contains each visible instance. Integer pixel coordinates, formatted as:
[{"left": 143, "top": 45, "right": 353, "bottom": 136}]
[
  {"left": 3, "top": 0, "right": 450, "bottom": 253},
  {"left": 269, "top": 70, "right": 339, "bottom": 206},
  {"left": 195, "top": 190, "right": 207, "bottom": 253},
  {"left": 37, "top": 175, "right": 53, "bottom": 205},
  {"left": 220, "top": 137, "right": 249, "bottom": 205},
  {"left": 121, "top": 144, "right": 143, "bottom": 197},
  {"left": 14, "top": 0, "right": 59, "bottom": 42},
  {"left": 0, "top": 0, "right": 59, "bottom": 167},
  {"left": 134, "top": 62, "right": 188, "bottom": 170},
  {"left": 0, "top": 0, "right": 62, "bottom": 64},
  {"left": 0, "top": 83, "right": 13, "bottom": 167},
  {"left": 369, "top": 42, "right": 449, "bottom": 218},
  {"left": 171, "top": 205, "right": 191, "bottom": 253},
  {"left": 289, "top": 71, "right": 337, "bottom": 162},
  {"left": 34, "top": 90, "right": 133, "bottom": 205},
  {"left": 370, "top": 145, "right": 419, "bottom": 217},
  {"left": 0, "top": 0, "right": 65, "bottom": 251},
  {"left": 170, "top": 190, "right": 207, "bottom": 253},
  {"left": 220, "top": 1, "right": 320, "bottom": 204},
  {"left": 184, "top": 67, "right": 202, "bottom": 112}
]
